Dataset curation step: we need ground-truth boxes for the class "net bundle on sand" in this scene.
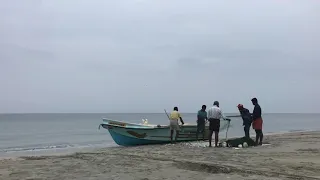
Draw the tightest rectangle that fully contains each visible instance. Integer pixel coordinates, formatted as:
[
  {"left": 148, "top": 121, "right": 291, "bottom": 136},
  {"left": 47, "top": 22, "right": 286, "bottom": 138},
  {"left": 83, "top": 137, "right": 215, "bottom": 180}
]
[
  {"left": 225, "top": 137, "right": 256, "bottom": 147},
  {"left": 182, "top": 137, "right": 256, "bottom": 148}
]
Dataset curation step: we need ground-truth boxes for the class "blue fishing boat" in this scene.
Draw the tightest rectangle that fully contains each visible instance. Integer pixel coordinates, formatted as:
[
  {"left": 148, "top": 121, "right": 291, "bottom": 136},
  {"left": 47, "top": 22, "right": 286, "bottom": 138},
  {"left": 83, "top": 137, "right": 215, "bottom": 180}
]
[{"left": 99, "top": 118, "right": 231, "bottom": 146}]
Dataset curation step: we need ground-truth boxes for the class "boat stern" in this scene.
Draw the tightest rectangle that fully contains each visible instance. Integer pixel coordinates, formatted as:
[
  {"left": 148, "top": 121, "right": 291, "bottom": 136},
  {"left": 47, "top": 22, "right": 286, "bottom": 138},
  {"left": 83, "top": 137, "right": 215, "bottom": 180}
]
[{"left": 99, "top": 118, "right": 165, "bottom": 146}]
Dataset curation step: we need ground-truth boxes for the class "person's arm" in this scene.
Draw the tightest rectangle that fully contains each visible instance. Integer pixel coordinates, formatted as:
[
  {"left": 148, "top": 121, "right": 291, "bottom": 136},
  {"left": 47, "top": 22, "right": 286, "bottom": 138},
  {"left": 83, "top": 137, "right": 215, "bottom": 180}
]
[
  {"left": 239, "top": 111, "right": 245, "bottom": 125},
  {"left": 221, "top": 110, "right": 230, "bottom": 121},
  {"left": 179, "top": 117, "right": 185, "bottom": 125},
  {"left": 258, "top": 106, "right": 262, "bottom": 118},
  {"left": 244, "top": 109, "right": 251, "bottom": 124},
  {"left": 179, "top": 113, "right": 184, "bottom": 125},
  {"left": 252, "top": 106, "right": 258, "bottom": 120},
  {"left": 197, "top": 111, "right": 200, "bottom": 122},
  {"left": 205, "top": 111, "right": 208, "bottom": 123},
  {"left": 207, "top": 108, "right": 211, "bottom": 119}
]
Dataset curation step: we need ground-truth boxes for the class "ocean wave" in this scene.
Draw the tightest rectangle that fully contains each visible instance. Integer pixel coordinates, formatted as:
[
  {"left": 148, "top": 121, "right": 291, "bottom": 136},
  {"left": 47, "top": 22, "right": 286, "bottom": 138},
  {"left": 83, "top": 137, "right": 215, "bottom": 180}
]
[
  {"left": 0, "top": 141, "right": 115, "bottom": 153},
  {"left": 0, "top": 144, "right": 75, "bottom": 153}
]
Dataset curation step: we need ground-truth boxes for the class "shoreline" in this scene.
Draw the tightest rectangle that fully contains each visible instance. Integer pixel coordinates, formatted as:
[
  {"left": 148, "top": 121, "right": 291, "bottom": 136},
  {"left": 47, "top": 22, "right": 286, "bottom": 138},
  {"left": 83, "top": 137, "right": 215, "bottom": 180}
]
[
  {"left": 1, "top": 131, "right": 320, "bottom": 179},
  {"left": 0, "top": 129, "right": 318, "bottom": 159}
]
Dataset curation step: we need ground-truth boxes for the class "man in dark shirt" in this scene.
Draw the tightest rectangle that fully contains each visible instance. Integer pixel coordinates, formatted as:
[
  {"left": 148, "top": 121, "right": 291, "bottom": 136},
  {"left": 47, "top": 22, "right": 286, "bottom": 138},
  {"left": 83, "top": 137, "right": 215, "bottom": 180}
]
[
  {"left": 196, "top": 105, "right": 207, "bottom": 141},
  {"left": 251, "top": 98, "right": 263, "bottom": 145},
  {"left": 237, "top": 104, "right": 252, "bottom": 138}
]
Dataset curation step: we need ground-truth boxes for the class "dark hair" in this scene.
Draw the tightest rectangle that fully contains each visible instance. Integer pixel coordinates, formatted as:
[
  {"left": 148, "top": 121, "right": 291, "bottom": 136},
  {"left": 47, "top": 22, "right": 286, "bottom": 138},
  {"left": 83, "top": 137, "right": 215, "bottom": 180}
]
[
  {"left": 213, "top": 101, "right": 219, "bottom": 106},
  {"left": 251, "top": 98, "right": 258, "bottom": 103},
  {"left": 202, "top": 105, "right": 206, "bottom": 109},
  {"left": 173, "top": 107, "right": 178, "bottom": 111}
]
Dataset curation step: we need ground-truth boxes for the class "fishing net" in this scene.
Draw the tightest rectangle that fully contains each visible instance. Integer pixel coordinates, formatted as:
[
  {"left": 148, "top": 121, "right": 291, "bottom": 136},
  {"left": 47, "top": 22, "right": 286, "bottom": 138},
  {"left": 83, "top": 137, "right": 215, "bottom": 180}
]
[{"left": 225, "top": 137, "right": 256, "bottom": 147}]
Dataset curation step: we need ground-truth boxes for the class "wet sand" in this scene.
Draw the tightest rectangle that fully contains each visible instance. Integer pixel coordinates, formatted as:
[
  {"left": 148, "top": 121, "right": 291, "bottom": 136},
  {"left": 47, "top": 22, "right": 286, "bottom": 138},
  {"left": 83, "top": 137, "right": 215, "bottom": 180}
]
[{"left": 1, "top": 131, "right": 320, "bottom": 180}]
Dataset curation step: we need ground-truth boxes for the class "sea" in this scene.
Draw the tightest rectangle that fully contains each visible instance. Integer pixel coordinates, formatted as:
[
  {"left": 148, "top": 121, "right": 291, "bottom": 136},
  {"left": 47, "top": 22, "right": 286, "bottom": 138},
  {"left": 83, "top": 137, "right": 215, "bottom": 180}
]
[{"left": 0, "top": 113, "right": 319, "bottom": 157}]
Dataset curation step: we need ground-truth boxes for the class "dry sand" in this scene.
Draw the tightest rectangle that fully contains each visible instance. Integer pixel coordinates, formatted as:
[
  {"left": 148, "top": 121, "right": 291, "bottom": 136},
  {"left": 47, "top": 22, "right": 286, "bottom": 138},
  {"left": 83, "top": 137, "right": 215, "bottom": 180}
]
[{"left": 1, "top": 131, "right": 320, "bottom": 180}]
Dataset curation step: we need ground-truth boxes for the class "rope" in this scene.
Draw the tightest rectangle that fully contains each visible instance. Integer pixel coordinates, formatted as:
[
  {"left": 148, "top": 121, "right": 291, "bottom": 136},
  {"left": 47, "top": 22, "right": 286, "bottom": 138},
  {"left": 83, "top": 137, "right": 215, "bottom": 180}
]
[{"left": 225, "top": 120, "right": 230, "bottom": 140}]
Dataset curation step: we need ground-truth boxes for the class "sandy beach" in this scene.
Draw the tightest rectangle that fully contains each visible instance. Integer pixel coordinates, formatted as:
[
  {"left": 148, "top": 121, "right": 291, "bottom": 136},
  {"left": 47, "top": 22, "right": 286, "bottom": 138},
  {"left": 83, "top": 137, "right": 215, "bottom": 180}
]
[{"left": 1, "top": 131, "right": 320, "bottom": 180}]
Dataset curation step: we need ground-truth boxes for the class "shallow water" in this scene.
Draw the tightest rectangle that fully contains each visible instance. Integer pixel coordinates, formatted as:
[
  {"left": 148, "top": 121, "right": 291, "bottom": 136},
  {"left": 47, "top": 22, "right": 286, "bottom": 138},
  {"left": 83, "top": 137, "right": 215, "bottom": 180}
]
[{"left": 0, "top": 113, "right": 319, "bottom": 156}]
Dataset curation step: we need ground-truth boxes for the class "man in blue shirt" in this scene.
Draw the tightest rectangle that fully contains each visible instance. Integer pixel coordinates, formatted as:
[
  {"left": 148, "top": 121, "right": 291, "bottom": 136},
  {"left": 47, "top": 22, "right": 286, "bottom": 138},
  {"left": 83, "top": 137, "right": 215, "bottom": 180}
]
[
  {"left": 237, "top": 104, "right": 252, "bottom": 138},
  {"left": 196, "top": 105, "right": 207, "bottom": 141}
]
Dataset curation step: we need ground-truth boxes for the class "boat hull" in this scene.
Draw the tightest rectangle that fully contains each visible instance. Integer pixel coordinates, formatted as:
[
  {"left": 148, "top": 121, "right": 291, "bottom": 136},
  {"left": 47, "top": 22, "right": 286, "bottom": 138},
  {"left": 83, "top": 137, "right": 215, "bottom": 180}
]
[{"left": 99, "top": 119, "right": 230, "bottom": 146}]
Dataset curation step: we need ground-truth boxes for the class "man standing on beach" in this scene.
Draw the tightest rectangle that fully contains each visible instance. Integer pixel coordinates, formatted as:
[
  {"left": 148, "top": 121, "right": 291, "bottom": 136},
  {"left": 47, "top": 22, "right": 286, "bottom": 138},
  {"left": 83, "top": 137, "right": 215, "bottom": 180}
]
[
  {"left": 196, "top": 105, "right": 207, "bottom": 141},
  {"left": 207, "top": 101, "right": 230, "bottom": 147},
  {"left": 237, "top": 104, "right": 252, "bottom": 139},
  {"left": 169, "top": 107, "right": 185, "bottom": 143},
  {"left": 251, "top": 98, "right": 263, "bottom": 145}
]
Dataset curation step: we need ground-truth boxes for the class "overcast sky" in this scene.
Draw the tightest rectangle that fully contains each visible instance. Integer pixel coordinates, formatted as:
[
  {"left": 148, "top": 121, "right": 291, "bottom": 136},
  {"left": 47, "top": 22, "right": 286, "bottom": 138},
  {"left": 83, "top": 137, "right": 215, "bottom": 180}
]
[{"left": 0, "top": 0, "right": 319, "bottom": 113}]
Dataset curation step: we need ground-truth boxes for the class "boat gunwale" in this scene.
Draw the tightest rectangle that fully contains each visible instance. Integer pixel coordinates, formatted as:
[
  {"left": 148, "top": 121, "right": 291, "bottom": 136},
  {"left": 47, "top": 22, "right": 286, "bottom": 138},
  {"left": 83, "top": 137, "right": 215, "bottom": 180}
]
[
  {"left": 100, "top": 123, "right": 199, "bottom": 130},
  {"left": 101, "top": 118, "right": 229, "bottom": 130},
  {"left": 100, "top": 118, "right": 200, "bottom": 130}
]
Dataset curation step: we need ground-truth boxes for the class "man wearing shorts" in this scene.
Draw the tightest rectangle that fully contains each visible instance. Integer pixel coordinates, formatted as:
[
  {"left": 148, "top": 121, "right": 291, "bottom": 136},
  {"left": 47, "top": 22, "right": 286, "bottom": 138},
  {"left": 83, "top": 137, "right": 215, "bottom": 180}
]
[
  {"left": 251, "top": 98, "right": 263, "bottom": 146},
  {"left": 169, "top": 107, "right": 184, "bottom": 143},
  {"left": 207, "top": 101, "right": 229, "bottom": 147},
  {"left": 196, "top": 105, "right": 207, "bottom": 141}
]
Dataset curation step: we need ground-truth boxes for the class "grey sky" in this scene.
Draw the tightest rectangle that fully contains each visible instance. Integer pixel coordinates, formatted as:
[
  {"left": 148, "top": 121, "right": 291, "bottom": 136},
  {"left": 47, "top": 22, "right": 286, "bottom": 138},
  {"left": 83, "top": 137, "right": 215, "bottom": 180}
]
[{"left": 0, "top": 0, "right": 319, "bottom": 113}]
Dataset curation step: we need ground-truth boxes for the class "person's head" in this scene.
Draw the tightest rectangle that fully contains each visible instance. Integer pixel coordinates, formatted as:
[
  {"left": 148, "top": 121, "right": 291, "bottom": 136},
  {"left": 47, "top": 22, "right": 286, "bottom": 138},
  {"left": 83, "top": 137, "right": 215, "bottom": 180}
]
[
  {"left": 173, "top": 106, "right": 178, "bottom": 111},
  {"left": 237, "top": 104, "right": 244, "bottom": 110},
  {"left": 213, "top": 101, "right": 219, "bottom": 107},
  {"left": 251, "top": 98, "right": 258, "bottom": 105},
  {"left": 201, "top": 105, "right": 206, "bottom": 111}
]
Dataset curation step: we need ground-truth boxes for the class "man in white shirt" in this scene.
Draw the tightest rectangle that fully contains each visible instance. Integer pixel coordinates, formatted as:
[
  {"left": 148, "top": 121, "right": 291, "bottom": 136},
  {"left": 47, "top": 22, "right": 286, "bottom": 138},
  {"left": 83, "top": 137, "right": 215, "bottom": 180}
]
[{"left": 207, "top": 101, "right": 229, "bottom": 147}]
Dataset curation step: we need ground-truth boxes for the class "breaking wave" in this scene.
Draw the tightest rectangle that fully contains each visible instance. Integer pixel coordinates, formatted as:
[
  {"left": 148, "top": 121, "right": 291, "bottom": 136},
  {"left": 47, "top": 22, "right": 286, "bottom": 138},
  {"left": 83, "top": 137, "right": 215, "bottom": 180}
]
[{"left": 0, "top": 141, "right": 115, "bottom": 153}]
